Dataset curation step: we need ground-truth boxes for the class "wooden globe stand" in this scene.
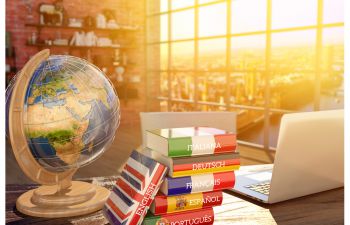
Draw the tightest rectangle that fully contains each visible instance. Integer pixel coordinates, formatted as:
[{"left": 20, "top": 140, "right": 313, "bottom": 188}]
[
  {"left": 16, "top": 180, "right": 110, "bottom": 218},
  {"left": 8, "top": 49, "right": 110, "bottom": 218}
]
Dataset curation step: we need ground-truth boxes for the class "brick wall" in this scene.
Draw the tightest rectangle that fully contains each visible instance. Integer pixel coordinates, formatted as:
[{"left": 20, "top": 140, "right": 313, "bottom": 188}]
[{"left": 6, "top": 0, "right": 146, "bottom": 124}]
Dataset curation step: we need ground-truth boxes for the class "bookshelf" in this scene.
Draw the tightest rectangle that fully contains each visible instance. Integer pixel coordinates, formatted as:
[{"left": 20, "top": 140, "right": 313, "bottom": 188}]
[
  {"left": 25, "top": 22, "right": 140, "bottom": 100},
  {"left": 26, "top": 43, "right": 135, "bottom": 50},
  {"left": 25, "top": 23, "right": 138, "bottom": 33}
]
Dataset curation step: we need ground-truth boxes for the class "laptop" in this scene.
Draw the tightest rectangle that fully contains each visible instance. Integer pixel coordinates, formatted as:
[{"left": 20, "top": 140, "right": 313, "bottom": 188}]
[{"left": 230, "top": 109, "right": 344, "bottom": 203}]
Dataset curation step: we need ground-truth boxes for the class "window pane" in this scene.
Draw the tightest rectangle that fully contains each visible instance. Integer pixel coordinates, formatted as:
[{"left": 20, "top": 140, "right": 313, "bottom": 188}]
[
  {"left": 198, "top": 38, "right": 226, "bottom": 70},
  {"left": 172, "top": 0, "right": 194, "bottom": 10},
  {"left": 160, "top": 43, "right": 168, "bottom": 70},
  {"left": 271, "top": 30, "right": 316, "bottom": 111},
  {"left": 320, "top": 83, "right": 344, "bottom": 110},
  {"left": 237, "top": 110, "right": 282, "bottom": 148},
  {"left": 270, "top": 72, "right": 315, "bottom": 111},
  {"left": 198, "top": 104, "right": 226, "bottom": 111},
  {"left": 161, "top": 0, "right": 168, "bottom": 12},
  {"left": 160, "top": 100, "right": 169, "bottom": 112},
  {"left": 172, "top": 9, "right": 194, "bottom": 40},
  {"left": 198, "top": 72, "right": 226, "bottom": 103},
  {"left": 231, "top": 0, "right": 266, "bottom": 34},
  {"left": 199, "top": 3, "right": 227, "bottom": 37},
  {"left": 171, "top": 72, "right": 195, "bottom": 100},
  {"left": 272, "top": 0, "right": 317, "bottom": 29},
  {"left": 161, "top": 15, "right": 168, "bottom": 42},
  {"left": 231, "top": 35, "right": 266, "bottom": 70},
  {"left": 322, "top": 27, "right": 344, "bottom": 71},
  {"left": 271, "top": 30, "right": 316, "bottom": 71},
  {"left": 171, "top": 41, "right": 194, "bottom": 70},
  {"left": 230, "top": 72, "right": 265, "bottom": 107},
  {"left": 160, "top": 72, "right": 169, "bottom": 97},
  {"left": 324, "top": 0, "right": 344, "bottom": 24},
  {"left": 235, "top": 108, "right": 265, "bottom": 145},
  {"left": 171, "top": 102, "right": 196, "bottom": 111},
  {"left": 321, "top": 27, "right": 344, "bottom": 110}
]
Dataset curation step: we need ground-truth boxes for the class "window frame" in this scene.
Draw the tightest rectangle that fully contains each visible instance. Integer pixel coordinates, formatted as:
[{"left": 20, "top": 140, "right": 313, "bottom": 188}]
[{"left": 145, "top": 0, "right": 344, "bottom": 150}]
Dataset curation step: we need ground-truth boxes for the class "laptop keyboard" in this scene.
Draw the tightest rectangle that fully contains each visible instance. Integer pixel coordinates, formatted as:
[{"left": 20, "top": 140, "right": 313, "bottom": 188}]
[{"left": 245, "top": 182, "right": 270, "bottom": 195}]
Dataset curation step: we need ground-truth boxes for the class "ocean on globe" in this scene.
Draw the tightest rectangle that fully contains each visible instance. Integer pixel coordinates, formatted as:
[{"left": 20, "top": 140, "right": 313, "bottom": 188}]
[{"left": 6, "top": 55, "right": 120, "bottom": 172}]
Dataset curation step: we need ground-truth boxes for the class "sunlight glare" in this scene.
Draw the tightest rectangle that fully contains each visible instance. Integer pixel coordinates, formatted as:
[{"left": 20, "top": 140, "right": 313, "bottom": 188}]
[{"left": 199, "top": 3, "right": 227, "bottom": 37}]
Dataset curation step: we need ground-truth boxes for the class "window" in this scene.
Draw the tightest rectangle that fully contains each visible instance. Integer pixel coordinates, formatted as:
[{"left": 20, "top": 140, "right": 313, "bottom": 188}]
[{"left": 145, "top": 0, "right": 344, "bottom": 150}]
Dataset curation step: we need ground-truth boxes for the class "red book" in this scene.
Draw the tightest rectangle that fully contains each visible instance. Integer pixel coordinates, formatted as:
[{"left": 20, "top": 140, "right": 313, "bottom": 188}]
[
  {"left": 144, "top": 148, "right": 240, "bottom": 178},
  {"left": 150, "top": 191, "right": 223, "bottom": 215},
  {"left": 142, "top": 208, "right": 214, "bottom": 225}
]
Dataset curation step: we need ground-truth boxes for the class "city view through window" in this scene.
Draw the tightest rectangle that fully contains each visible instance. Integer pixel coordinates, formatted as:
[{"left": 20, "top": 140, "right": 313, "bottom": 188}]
[{"left": 146, "top": 0, "right": 344, "bottom": 149}]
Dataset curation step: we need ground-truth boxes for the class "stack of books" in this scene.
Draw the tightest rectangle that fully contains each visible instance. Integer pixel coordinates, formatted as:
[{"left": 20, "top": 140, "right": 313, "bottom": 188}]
[{"left": 142, "top": 127, "right": 239, "bottom": 225}]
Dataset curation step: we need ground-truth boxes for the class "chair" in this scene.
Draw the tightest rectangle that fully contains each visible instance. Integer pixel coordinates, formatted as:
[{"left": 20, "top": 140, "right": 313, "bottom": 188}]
[{"left": 140, "top": 111, "right": 236, "bottom": 147}]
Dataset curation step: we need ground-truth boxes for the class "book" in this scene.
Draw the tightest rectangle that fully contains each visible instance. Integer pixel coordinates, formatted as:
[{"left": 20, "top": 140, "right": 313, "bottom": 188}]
[
  {"left": 142, "top": 208, "right": 214, "bottom": 225},
  {"left": 160, "top": 171, "right": 235, "bottom": 196},
  {"left": 146, "top": 127, "right": 237, "bottom": 157},
  {"left": 103, "top": 150, "right": 168, "bottom": 225},
  {"left": 150, "top": 190, "right": 223, "bottom": 215},
  {"left": 144, "top": 148, "right": 240, "bottom": 178}
]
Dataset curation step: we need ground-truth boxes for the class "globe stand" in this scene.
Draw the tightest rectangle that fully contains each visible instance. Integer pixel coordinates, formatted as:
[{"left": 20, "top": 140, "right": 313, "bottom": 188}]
[
  {"left": 16, "top": 180, "right": 110, "bottom": 218},
  {"left": 8, "top": 49, "right": 111, "bottom": 218}
]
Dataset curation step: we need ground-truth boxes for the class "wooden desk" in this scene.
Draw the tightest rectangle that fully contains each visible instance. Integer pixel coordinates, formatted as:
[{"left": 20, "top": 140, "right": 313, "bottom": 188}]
[
  {"left": 221, "top": 189, "right": 343, "bottom": 225},
  {"left": 6, "top": 177, "right": 343, "bottom": 225}
]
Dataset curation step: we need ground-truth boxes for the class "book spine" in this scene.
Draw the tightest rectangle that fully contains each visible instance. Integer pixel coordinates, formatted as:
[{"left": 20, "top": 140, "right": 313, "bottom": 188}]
[
  {"left": 104, "top": 150, "right": 168, "bottom": 225},
  {"left": 168, "top": 134, "right": 237, "bottom": 157},
  {"left": 172, "top": 158, "right": 240, "bottom": 177},
  {"left": 142, "top": 208, "right": 214, "bottom": 225},
  {"left": 163, "top": 171, "right": 235, "bottom": 196},
  {"left": 152, "top": 191, "right": 223, "bottom": 215},
  {"left": 128, "top": 164, "right": 167, "bottom": 225}
]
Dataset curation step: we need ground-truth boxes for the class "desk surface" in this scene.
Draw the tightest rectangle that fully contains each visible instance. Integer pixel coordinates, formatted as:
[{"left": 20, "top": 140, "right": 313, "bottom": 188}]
[{"left": 6, "top": 176, "right": 344, "bottom": 225}]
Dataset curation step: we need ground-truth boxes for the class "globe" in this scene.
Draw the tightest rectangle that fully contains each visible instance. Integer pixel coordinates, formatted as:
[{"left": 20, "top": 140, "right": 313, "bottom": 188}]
[
  {"left": 6, "top": 49, "right": 120, "bottom": 218},
  {"left": 7, "top": 54, "right": 120, "bottom": 172}
]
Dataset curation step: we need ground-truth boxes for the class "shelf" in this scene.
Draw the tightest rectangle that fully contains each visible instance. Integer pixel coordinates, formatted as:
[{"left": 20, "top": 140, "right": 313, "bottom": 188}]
[
  {"left": 26, "top": 43, "right": 136, "bottom": 50},
  {"left": 25, "top": 23, "right": 139, "bottom": 33}
]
